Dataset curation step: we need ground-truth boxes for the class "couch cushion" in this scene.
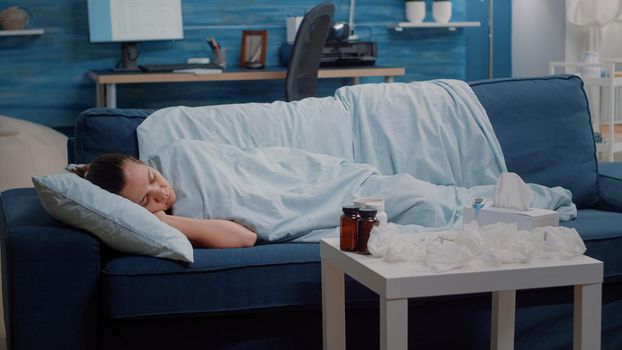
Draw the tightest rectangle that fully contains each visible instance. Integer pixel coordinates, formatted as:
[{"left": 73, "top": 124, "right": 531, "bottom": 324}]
[
  {"left": 102, "top": 243, "right": 377, "bottom": 318},
  {"left": 561, "top": 209, "right": 622, "bottom": 279},
  {"left": 73, "top": 108, "right": 153, "bottom": 163},
  {"left": 598, "top": 163, "right": 622, "bottom": 212},
  {"left": 470, "top": 75, "right": 598, "bottom": 209},
  {"left": 103, "top": 208, "right": 622, "bottom": 318},
  {"left": 102, "top": 244, "right": 322, "bottom": 318}
]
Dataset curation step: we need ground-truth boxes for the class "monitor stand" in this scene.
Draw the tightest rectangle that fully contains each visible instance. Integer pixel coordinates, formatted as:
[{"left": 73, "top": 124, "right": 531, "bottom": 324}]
[{"left": 114, "top": 42, "right": 140, "bottom": 72}]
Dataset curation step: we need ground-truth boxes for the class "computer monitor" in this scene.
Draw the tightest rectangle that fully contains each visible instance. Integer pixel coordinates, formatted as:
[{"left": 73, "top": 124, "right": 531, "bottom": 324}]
[{"left": 87, "top": 0, "right": 184, "bottom": 70}]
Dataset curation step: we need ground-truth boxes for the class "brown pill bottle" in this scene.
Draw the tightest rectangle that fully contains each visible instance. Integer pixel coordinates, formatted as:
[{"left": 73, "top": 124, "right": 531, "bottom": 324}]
[
  {"left": 340, "top": 206, "right": 360, "bottom": 251},
  {"left": 357, "top": 208, "right": 378, "bottom": 254}
]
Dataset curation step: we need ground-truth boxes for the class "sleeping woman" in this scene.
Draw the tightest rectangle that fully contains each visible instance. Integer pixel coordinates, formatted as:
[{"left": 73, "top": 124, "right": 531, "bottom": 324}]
[
  {"left": 72, "top": 153, "right": 258, "bottom": 249},
  {"left": 73, "top": 140, "right": 577, "bottom": 248}
]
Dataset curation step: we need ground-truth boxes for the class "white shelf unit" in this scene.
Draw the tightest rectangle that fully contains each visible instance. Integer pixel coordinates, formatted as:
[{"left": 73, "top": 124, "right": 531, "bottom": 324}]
[
  {"left": 550, "top": 61, "right": 622, "bottom": 162},
  {"left": 391, "top": 21, "right": 481, "bottom": 31},
  {"left": 0, "top": 29, "right": 44, "bottom": 37}
]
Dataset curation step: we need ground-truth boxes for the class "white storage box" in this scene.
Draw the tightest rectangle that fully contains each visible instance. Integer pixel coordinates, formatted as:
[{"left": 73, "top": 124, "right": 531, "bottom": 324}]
[{"left": 463, "top": 205, "right": 559, "bottom": 230}]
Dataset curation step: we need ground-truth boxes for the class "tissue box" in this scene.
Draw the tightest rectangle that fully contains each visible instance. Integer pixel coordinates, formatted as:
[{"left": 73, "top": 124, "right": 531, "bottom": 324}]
[{"left": 463, "top": 205, "right": 559, "bottom": 230}]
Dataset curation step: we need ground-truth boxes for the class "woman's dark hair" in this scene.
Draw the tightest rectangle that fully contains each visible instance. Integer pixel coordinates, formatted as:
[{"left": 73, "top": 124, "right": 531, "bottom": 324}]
[{"left": 70, "top": 153, "right": 142, "bottom": 195}]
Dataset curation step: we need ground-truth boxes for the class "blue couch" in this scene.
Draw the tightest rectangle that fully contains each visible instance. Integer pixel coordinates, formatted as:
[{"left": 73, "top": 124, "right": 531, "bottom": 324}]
[{"left": 2, "top": 75, "right": 622, "bottom": 349}]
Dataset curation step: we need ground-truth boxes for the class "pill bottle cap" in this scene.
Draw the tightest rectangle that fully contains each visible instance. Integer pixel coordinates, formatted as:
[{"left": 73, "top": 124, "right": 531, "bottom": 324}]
[
  {"left": 358, "top": 208, "right": 377, "bottom": 218},
  {"left": 342, "top": 205, "right": 359, "bottom": 215}
]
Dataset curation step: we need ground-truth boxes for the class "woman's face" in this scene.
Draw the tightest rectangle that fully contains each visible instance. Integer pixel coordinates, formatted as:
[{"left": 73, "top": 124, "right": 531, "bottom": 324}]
[{"left": 119, "top": 160, "right": 177, "bottom": 213}]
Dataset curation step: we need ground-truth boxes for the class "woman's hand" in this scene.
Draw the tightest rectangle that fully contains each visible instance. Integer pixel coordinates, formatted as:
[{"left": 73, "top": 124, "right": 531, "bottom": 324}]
[
  {"left": 153, "top": 210, "right": 170, "bottom": 223},
  {"left": 153, "top": 210, "right": 167, "bottom": 220}
]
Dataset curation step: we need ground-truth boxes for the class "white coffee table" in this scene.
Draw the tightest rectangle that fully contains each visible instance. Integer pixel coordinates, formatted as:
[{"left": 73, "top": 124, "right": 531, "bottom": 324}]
[{"left": 320, "top": 237, "right": 603, "bottom": 350}]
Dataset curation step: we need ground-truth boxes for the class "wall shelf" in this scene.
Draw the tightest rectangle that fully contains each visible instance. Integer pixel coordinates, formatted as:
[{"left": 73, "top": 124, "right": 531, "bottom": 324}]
[
  {"left": 391, "top": 21, "right": 481, "bottom": 31},
  {"left": 0, "top": 29, "right": 44, "bottom": 37}
]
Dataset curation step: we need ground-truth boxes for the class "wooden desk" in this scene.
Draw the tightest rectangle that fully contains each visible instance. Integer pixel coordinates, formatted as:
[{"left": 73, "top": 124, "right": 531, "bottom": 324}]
[{"left": 88, "top": 66, "right": 406, "bottom": 108}]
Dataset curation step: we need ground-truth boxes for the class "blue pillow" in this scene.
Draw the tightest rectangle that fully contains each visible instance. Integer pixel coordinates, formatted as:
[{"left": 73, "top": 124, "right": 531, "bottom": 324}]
[{"left": 32, "top": 173, "right": 194, "bottom": 262}]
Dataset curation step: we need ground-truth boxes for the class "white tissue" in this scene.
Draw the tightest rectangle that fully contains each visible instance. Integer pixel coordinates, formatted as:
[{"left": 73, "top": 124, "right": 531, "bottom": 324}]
[
  {"left": 477, "top": 222, "right": 533, "bottom": 266},
  {"left": 424, "top": 236, "right": 475, "bottom": 272},
  {"left": 493, "top": 172, "right": 534, "bottom": 211},
  {"left": 532, "top": 226, "right": 586, "bottom": 259},
  {"left": 367, "top": 225, "right": 397, "bottom": 258},
  {"left": 366, "top": 222, "right": 586, "bottom": 272}
]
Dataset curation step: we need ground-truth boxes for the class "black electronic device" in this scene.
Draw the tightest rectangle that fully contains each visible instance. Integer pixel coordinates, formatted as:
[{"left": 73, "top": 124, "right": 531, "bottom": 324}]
[
  {"left": 139, "top": 63, "right": 223, "bottom": 73},
  {"left": 279, "top": 40, "right": 377, "bottom": 67}
]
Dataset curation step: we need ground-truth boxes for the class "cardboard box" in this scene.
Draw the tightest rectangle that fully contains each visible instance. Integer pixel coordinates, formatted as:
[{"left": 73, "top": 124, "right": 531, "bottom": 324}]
[{"left": 463, "top": 205, "right": 559, "bottom": 230}]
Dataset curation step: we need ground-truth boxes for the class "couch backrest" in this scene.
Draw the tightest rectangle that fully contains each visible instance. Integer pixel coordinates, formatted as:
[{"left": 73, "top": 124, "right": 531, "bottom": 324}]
[
  {"left": 470, "top": 75, "right": 598, "bottom": 209},
  {"left": 73, "top": 108, "right": 152, "bottom": 163}
]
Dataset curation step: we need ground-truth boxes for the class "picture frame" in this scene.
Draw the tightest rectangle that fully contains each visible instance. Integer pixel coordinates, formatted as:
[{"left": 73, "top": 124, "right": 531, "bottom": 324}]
[{"left": 240, "top": 30, "right": 267, "bottom": 68}]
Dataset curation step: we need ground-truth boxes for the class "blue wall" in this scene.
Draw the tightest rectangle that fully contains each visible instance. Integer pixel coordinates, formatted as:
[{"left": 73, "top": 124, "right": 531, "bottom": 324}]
[{"left": 0, "top": 0, "right": 510, "bottom": 130}]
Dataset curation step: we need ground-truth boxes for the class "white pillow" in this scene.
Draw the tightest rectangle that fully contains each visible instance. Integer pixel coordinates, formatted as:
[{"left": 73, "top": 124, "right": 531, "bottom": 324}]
[{"left": 32, "top": 173, "right": 194, "bottom": 263}]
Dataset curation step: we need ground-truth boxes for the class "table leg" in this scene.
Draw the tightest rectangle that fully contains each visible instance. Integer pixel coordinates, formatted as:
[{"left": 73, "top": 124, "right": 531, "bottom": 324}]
[
  {"left": 105, "top": 83, "right": 117, "bottom": 108},
  {"left": 95, "top": 84, "right": 105, "bottom": 108},
  {"left": 385, "top": 76, "right": 395, "bottom": 83},
  {"left": 380, "top": 298, "right": 407, "bottom": 350},
  {"left": 573, "top": 283, "right": 601, "bottom": 350},
  {"left": 322, "top": 260, "right": 345, "bottom": 350},
  {"left": 352, "top": 77, "right": 360, "bottom": 85},
  {"left": 491, "top": 290, "right": 516, "bottom": 350}
]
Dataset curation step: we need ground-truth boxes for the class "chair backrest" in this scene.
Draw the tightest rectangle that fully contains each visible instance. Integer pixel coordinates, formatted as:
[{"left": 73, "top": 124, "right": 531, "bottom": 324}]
[{"left": 285, "top": 3, "right": 334, "bottom": 102}]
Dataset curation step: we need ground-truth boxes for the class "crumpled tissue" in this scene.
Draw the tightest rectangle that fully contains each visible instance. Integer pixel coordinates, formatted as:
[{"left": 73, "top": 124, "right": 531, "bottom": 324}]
[
  {"left": 493, "top": 172, "right": 534, "bottom": 211},
  {"left": 366, "top": 222, "right": 586, "bottom": 272}
]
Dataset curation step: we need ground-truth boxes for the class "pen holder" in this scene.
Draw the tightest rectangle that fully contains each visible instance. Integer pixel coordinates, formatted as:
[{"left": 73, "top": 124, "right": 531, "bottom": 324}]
[{"left": 212, "top": 48, "right": 227, "bottom": 68}]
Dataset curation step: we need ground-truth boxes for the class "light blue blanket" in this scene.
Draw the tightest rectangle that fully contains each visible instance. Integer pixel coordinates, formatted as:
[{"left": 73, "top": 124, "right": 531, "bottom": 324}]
[
  {"left": 149, "top": 140, "right": 576, "bottom": 242},
  {"left": 137, "top": 96, "right": 354, "bottom": 163},
  {"left": 138, "top": 80, "right": 505, "bottom": 188},
  {"left": 335, "top": 79, "right": 507, "bottom": 186}
]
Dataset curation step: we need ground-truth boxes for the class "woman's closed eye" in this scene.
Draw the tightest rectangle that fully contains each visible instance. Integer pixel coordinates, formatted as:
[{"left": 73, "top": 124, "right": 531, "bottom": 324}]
[{"left": 139, "top": 169, "right": 155, "bottom": 207}]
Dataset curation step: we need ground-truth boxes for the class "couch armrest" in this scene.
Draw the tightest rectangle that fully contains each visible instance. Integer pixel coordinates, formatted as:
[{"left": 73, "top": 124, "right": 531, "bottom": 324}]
[
  {"left": 598, "top": 162, "right": 622, "bottom": 212},
  {"left": 0, "top": 189, "right": 100, "bottom": 350}
]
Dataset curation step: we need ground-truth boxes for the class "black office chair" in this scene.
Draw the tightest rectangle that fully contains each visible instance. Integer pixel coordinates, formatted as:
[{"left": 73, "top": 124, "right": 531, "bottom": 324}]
[{"left": 285, "top": 3, "right": 335, "bottom": 102}]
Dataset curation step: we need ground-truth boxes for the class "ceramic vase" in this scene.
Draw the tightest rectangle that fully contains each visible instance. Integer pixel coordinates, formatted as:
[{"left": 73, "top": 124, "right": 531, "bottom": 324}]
[
  {"left": 432, "top": 1, "right": 452, "bottom": 24},
  {"left": 405, "top": 2, "right": 426, "bottom": 23},
  {"left": 0, "top": 7, "right": 31, "bottom": 30}
]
